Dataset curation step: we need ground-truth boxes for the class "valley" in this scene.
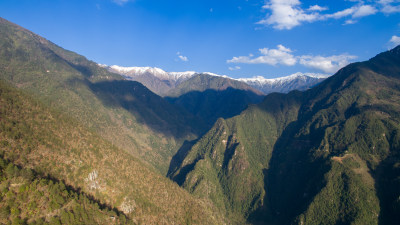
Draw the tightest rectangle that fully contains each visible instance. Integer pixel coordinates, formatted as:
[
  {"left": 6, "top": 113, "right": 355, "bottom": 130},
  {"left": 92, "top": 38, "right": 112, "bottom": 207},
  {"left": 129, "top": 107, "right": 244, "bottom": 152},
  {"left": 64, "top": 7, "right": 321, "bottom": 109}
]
[{"left": 0, "top": 15, "right": 399, "bottom": 225}]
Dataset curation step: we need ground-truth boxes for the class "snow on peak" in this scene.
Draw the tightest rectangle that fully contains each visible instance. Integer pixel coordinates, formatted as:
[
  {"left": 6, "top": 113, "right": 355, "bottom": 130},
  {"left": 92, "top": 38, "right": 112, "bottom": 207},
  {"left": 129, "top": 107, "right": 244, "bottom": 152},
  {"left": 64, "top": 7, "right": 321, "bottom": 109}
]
[
  {"left": 106, "top": 65, "right": 169, "bottom": 80},
  {"left": 238, "top": 72, "right": 331, "bottom": 85},
  {"left": 99, "top": 64, "right": 330, "bottom": 91},
  {"left": 168, "top": 71, "right": 197, "bottom": 80},
  {"left": 102, "top": 64, "right": 232, "bottom": 82},
  {"left": 201, "top": 72, "right": 230, "bottom": 78}
]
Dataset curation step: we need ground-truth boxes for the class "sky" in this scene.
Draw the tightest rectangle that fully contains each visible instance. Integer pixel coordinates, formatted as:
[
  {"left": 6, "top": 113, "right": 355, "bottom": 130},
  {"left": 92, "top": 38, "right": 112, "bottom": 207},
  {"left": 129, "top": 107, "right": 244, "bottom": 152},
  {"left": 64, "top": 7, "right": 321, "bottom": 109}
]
[{"left": 0, "top": 0, "right": 400, "bottom": 79}]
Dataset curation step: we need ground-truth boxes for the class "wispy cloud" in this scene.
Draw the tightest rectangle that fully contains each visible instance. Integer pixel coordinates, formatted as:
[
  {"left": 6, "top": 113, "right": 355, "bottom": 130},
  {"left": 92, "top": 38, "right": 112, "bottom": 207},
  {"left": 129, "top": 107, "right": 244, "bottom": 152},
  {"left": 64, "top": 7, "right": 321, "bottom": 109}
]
[
  {"left": 258, "top": 0, "right": 392, "bottom": 30},
  {"left": 227, "top": 44, "right": 357, "bottom": 73},
  {"left": 379, "top": 0, "right": 400, "bottom": 14},
  {"left": 299, "top": 54, "right": 357, "bottom": 73},
  {"left": 179, "top": 55, "right": 188, "bottom": 61},
  {"left": 344, "top": 19, "right": 357, "bottom": 25},
  {"left": 112, "top": 0, "right": 131, "bottom": 6},
  {"left": 177, "top": 52, "right": 189, "bottom": 62},
  {"left": 308, "top": 5, "right": 328, "bottom": 12},
  {"left": 228, "top": 66, "right": 241, "bottom": 71},
  {"left": 324, "top": 4, "right": 377, "bottom": 19},
  {"left": 324, "top": 6, "right": 357, "bottom": 19}
]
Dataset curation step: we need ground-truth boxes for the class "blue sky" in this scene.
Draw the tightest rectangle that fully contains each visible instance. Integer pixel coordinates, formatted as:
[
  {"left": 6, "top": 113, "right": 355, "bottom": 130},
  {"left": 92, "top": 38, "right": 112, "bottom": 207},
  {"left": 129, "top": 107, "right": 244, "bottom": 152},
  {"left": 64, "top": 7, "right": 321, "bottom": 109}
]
[{"left": 1, "top": 0, "right": 400, "bottom": 79}]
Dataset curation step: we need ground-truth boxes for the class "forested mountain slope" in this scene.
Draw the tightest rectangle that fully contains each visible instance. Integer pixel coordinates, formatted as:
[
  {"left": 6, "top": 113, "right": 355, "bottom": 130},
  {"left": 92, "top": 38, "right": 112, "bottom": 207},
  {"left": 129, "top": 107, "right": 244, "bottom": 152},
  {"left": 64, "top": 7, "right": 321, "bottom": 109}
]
[
  {"left": 0, "top": 157, "right": 133, "bottom": 225},
  {"left": 0, "top": 17, "right": 202, "bottom": 174},
  {"left": 0, "top": 79, "right": 227, "bottom": 224},
  {"left": 171, "top": 46, "right": 400, "bottom": 224}
]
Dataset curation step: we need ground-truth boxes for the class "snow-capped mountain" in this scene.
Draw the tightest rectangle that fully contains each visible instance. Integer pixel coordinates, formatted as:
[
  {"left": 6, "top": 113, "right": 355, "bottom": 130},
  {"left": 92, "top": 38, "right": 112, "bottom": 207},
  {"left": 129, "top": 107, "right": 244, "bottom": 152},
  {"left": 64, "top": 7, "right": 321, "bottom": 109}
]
[
  {"left": 238, "top": 72, "right": 331, "bottom": 94},
  {"left": 101, "top": 65, "right": 231, "bottom": 96},
  {"left": 101, "top": 64, "right": 330, "bottom": 96},
  {"left": 106, "top": 65, "right": 196, "bottom": 82},
  {"left": 99, "top": 65, "right": 193, "bottom": 95}
]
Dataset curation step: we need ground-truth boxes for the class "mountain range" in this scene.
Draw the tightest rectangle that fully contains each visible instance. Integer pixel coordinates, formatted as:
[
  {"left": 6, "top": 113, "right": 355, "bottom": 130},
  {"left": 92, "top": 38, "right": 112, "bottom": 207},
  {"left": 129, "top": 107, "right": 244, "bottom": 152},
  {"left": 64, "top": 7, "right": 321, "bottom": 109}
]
[
  {"left": 103, "top": 65, "right": 330, "bottom": 95},
  {"left": 238, "top": 72, "right": 330, "bottom": 94},
  {"left": 1, "top": 16, "right": 400, "bottom": 225},
  {"left": 105, "top": 65, "right": 329, "bottom": 129},
  {"left": 170, "top": 45, "right": 400, "bottom": 224},
  {"left": 101, "top": 65, "right": 198, "bottom": 96}
]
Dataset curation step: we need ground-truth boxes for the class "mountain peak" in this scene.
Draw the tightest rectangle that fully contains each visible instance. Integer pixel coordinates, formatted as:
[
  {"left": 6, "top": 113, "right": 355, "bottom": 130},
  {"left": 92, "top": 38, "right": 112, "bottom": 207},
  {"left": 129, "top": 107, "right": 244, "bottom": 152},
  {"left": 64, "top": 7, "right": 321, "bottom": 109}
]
[
  {"left": 237, "top": 72, "right": 331, "bottom": 85},
  {"left": 101, "top": 64, "right": 199, "bottom": 82},
  {"left": 103, "top": 65, "right": 329, "bottom": 95},
  {"left": 238, "top": 72, "right": 331, "bottom": 94}
]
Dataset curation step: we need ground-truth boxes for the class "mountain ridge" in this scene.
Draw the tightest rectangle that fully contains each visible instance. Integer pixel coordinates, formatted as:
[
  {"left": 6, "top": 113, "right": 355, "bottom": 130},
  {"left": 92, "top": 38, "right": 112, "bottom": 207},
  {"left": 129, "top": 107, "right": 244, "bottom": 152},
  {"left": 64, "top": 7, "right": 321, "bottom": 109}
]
[
  {"left": 103, "top": 64, "right": 266, "bottom": 131},
  {"left": 105, "top": 64, "right": 330, "bottom": 95},
  {"left": 2, "top": 15, "right": 400, "bottom": 225},
  {"left": 171, "top": 45, "right": 400, "bottom": 224},
  {"left": 102, "top": 64, "right": 229, "bottom": 96},
  {"left": 239, "top": 72, "right": 330, "bottom": 94},
  {"left": 0, "top": 16, "right": 204, "bottom": 175},
  {"left": 0, "top": 72, "right": 228, "bottom": 224}
]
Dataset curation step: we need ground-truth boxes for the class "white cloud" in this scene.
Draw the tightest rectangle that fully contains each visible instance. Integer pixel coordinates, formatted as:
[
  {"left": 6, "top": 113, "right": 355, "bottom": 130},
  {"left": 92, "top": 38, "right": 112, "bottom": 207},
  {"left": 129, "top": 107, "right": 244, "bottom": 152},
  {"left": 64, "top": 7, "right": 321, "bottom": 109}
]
[
  {"left": 381, "top": 5, "right": 400, "bottom": 13},
  {"left": 325, "top": 7, "right": 357, "bottom": 19},
  {"left": 308, "top": 5, "right": 328, "bottom": 11},
  {"left": 179, "top": 55, "right": 188, "bottom": 61},
  {"left": 227, "top": 45, "right": 297, "bottom": 66},
  {"left": 344, "top": 19, "right": 357, "bottom": 25},
  {"left": 324, "top": 5, "right": 376, "bottom": 19},
  {"left": 229, "top": 66, "right": 241, "bottom": 71},
  {"left": 352, "top": 5, "right": 377, "bottom": 18},
  {"left": 378, "top": 0, "right": 400, "bottom": 14},
  {"left": 177, "top": 52, "right": 188, "bottom": 62},
  {"left": 389, "top": 35, "right": 400, "bottom": 47},
  {"left": 257, "top": 0, "right": 320, "bottom": 30},
  {"left": 258, "top": 0, "right": 385, "bottom": 30},
  {"left": 227, "top": 45, "right": 357, "bottom": 73},
  {"left": 299, "top": 54, "right": 357, "bottom": 73}
]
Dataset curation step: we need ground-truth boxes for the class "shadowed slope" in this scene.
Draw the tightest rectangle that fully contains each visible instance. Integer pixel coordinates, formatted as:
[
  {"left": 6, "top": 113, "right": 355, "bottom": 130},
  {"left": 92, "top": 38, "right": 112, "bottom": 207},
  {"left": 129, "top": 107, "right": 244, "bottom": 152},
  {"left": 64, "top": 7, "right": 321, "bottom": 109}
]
[{"left": 166, "top": 87, "right": 264, "bottom": 129}]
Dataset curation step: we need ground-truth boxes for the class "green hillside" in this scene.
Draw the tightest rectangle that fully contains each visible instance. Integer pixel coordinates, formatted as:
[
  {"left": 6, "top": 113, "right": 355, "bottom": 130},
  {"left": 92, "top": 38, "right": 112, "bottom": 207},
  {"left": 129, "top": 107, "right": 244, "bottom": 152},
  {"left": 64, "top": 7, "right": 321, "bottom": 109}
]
[
  {"left": 2, "top": 15, "right": 400, "bottom": 225},
  {"left": 169, "top": 90, "right": 304, "bottom": 223},
  {"left": 0, "top": 157, "right": 132, "bottom": 225},
  {"left": 0, "top": 79, "right": 227, "bottom": 224},
  {"left": 171, "top": 46, "right": 400, "bottom": 224},
  {"left": 0, "top": 17, "right": 201, "bottom": 174}
]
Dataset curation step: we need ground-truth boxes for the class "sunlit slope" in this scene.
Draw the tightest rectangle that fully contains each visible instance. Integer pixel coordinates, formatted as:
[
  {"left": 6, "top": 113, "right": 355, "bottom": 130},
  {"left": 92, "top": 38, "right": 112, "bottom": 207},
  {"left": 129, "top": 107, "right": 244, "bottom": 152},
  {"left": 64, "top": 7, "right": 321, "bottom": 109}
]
[
  {"left": 0, "top": 17, "right": 202, "bottom": 174},
  {"left": 0, "top": 80, "right": 227, "bottom": 224}
]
